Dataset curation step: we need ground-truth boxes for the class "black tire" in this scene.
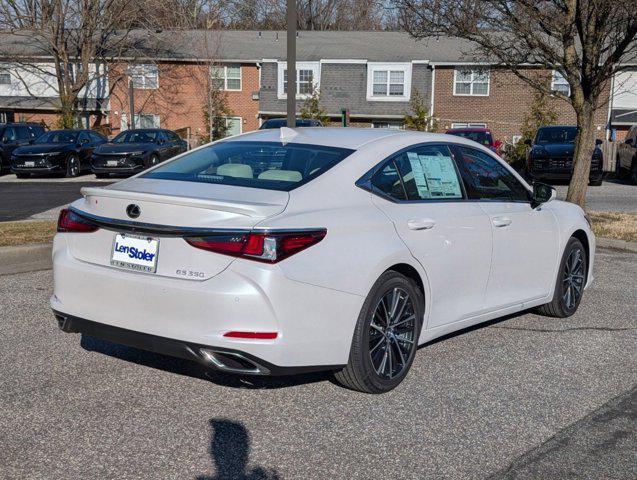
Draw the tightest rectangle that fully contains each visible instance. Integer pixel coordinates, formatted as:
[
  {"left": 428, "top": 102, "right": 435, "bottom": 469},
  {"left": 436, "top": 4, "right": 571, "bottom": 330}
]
[
  {"left": 537, "top": 237, "right": 587, "bottom": 318},
  {"left": 630, "top": 160, "right": 637, "bottom": 185},
  {"left": 15, "top": 173, "right": 30, "bottom": 179},
  {"left": 65, "top": 154, "right": 80, "bottom": 178},
  {"left": 334, "top": 270, "right": 424, "bottom": 394}
]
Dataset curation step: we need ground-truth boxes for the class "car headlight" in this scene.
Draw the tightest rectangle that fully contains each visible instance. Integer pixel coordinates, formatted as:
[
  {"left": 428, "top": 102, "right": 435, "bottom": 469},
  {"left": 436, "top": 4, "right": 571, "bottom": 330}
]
[{"left": 531, "top": 146, "right": 547, "bottom": 157}]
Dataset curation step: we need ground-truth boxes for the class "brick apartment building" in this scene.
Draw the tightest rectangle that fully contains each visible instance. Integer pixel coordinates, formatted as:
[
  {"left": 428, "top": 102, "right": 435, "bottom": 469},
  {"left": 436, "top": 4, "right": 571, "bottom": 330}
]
[{"left": 0, "top": 30, "right": 633, "bottom": 146}]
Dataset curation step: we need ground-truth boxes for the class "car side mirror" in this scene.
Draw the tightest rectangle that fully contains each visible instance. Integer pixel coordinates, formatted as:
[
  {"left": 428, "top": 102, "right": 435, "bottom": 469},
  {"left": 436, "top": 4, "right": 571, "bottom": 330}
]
[
  {"left": 524, "top": 139, "right": 532, "bottom": 146},
  {"left": 626, "top": 138, "right": 633, "bottom": 145},
  {"left": 595, "top": 138, "right": 602, "bottom": 146},
  {"left": 531, "top": 182, "right": 555, "bottom": 208}
]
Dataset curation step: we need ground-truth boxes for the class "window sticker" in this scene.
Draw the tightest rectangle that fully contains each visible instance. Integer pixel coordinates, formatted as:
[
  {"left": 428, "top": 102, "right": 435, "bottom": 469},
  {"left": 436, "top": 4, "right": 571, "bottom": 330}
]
[{"left": 406, "top": 152, "right": 462, "bottom": 199}]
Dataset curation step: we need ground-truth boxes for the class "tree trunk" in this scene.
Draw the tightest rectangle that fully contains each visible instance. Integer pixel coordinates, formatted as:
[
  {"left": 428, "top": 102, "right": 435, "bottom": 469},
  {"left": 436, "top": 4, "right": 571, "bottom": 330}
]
[
  {"left": 566, "top": 103, "right": 596, "bottom": 209},
  {"left": 58, "top": 94, "right": 75, "bottom": 129}
]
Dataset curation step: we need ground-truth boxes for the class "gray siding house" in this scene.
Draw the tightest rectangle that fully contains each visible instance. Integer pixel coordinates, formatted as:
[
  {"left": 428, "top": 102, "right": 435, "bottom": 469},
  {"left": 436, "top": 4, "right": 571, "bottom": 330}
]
[{"left": 254, "top": 31, "right": 437, "bottom": 128}]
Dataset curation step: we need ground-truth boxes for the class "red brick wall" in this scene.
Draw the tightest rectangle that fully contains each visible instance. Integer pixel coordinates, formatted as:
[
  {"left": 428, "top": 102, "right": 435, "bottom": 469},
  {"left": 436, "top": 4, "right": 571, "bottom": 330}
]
[
  {"left": 434, "top": 67, "right": 610, "bottom": 142},
  {"left": 108, "top": 62, "right": 259, "bottom": 140}
]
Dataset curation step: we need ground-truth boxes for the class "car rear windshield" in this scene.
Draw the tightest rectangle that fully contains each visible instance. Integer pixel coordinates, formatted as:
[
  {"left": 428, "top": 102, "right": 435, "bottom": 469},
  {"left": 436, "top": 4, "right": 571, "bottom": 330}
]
[
  {"left": 536, "top": 127, "right": 577, "bottom": 144},
  {"left": 448, "top": 131, "right": 492, "bottom": 146},
  {"left": 142, "top": 141, "right": 355, "bottom": 191}
]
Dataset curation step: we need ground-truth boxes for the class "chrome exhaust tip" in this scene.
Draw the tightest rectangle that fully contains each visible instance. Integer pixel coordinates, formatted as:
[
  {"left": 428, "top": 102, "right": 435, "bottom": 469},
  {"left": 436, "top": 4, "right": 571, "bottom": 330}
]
[{"left": 199, "top": 348, "right": 270, "bottom": 375}]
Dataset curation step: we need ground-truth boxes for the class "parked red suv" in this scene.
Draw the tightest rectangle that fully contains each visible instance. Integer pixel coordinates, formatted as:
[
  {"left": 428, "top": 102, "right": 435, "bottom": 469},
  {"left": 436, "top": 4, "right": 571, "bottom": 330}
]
[{"left": 445, "top": 128, "right": 503, "bottom": 156}]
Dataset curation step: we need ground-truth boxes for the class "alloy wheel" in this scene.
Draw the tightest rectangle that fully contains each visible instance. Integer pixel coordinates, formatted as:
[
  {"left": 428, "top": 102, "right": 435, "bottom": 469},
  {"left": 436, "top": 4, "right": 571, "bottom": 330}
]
[
  {"left": 68, "top": 156, "right": 79, "bottom": 177},
  {"left": 562, "top": 247, "right": 585, "bottom": 310},
  {"left": 369, "top": 287, "right": 417, "bottom": 380}
]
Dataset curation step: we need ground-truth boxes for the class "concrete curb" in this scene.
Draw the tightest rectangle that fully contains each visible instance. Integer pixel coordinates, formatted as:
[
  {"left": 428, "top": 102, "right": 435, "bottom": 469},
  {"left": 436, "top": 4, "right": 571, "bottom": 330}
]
[
  {"left": 0, "top": 243, "right": 52, "bottom": 276},
  {"left": 0, "top": 236, "right": 634, "bottom": 277}
]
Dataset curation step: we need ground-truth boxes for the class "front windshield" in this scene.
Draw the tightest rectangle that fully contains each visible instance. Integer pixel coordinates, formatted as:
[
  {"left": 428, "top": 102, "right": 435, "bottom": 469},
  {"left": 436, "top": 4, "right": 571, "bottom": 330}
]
[
  {"left": 112, "top": 130, "right": 158, "bottom": 143},
  {"left": 536, "top": 127, "right": 577, "bottom": 144},
  {"left": 142, "top": 140, "right": 354, "bottom": 191},
  {"left": 448, "top": 131, "right": 492, "bottom": 146},
  {"left": 35, "top": 131, "right": 78, "bottom": 144}
]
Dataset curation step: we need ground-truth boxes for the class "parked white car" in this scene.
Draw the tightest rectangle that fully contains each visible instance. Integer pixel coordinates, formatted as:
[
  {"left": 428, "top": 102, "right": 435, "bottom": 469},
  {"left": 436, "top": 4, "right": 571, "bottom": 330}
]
[{"left": 51, "top": 128, "right": 595, "bottom": 393}]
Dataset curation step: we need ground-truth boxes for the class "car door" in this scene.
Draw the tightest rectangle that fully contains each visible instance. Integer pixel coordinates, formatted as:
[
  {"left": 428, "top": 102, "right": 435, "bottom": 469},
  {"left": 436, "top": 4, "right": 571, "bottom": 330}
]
[
  {"left": 155, "top": 131, "right": 171, "bottom": 160},
  {"left": 1, "top": 127, "right": 21, "bottom": 159},
  {"left": 453, "top": 145, "right": 559, "bottom": 309},
  {"left": 367, "top": 143, "right": 493, "bottom": 328},
  {"left": 619, "top": 126, "right": 636, "bottom": 171},
  {"left": 77, "top": 131, "right": 93, "bottom": 169},
  {"left": 165, "top": 131, "right": 181, "bottom": 157}
]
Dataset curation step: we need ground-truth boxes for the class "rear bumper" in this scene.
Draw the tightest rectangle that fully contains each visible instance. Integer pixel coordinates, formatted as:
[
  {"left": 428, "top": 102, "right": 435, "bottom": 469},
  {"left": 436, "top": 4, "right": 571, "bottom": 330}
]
[
  {"left": 54, "top": 311, "right": 342, "bottom": 375},
  {"left": 51, "top": 234, "right": 361, "bottom": 370}
]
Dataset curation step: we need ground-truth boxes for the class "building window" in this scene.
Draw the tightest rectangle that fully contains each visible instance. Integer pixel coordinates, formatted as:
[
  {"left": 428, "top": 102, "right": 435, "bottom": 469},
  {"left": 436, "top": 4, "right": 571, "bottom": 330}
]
[
  {"left": 372, "top": 121, "right": 405, "bottom": 130},
  {"left": 551, "top": 70, "right": 570, "bottom": 96},
  {"left": 277, "top": 62, "right": 320, "bottom": 99},
  {"left": 367, "top": 63, "right": 412, "bottom": 101},
  {"left": 224, "top": 116, "right": 242, "bottom": 137},
  {"left": 453, "top": 69, "right": 490, "bottom": 96},
  {"left": 121, "top": 113, "right": 160, "bottom": 130},
  {"left": 0, "top": 71, "right": 11, "bottom": 85},
  {"left": 128, "top": 64, "right": 159, "bottom": 89},
  {"left": 211, "top": 65, "right": 242, "bottom": 91},
  {"left": 450, "top": 122, "right": 488, "bottom": 129}
]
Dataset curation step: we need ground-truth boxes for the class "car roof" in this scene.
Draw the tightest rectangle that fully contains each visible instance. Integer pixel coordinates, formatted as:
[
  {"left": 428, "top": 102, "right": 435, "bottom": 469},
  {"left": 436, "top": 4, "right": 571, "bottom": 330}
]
[
  {"left": 446, "top": 128, "right": 491, "bottom": 133},
  {"left": 223, "top": 127, "right": 492, "bottom": 151}
]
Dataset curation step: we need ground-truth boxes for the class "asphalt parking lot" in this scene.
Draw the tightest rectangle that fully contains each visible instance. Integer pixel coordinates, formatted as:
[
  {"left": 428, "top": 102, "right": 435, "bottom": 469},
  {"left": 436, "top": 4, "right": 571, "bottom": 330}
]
[{"left": 1, "top": 248, "right": 635, "bottom": 479}]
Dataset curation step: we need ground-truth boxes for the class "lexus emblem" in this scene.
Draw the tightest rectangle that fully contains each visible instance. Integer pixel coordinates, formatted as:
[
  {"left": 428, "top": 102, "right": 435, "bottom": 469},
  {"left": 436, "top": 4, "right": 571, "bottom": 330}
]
[{"left": 126, "top": 204, "right": 141, "bottom": 219}]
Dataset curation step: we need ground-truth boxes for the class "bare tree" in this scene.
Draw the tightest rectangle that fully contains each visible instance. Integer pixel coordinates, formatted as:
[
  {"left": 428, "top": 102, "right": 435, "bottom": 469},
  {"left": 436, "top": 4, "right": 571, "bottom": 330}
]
[
  {"left": 397, "top": 0, "right": 637, "bottom": 208},
  {"left": 0, "top": 0, "right": 140, "bottom": 128}
]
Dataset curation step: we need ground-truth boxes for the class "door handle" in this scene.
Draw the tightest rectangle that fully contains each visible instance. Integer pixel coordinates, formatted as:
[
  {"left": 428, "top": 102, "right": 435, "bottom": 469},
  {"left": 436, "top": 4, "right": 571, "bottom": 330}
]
[
  {"left": 492, "top": 216, "right": 512, "bottom": 228},
  {"left": 407, "top": 219, "right": 436, "bottom": 230}
]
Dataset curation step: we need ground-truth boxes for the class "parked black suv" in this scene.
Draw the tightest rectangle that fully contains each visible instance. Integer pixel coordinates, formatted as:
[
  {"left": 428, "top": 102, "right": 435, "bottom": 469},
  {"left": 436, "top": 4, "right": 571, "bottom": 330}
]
[
  {"left": 0, "top": 123, "right": 46, "bottom": 174},
  {"left": 11, "top": 129, "right": 107, "bottom": 178},
  {"left": 525, "top": 125, "right": 603, "bottom": 186},
  {"left": 91, "top": 128, "right": 187, "bottom": 177},
  {"left": 617, "top": 124, "right": 637, "bottom": 184}
]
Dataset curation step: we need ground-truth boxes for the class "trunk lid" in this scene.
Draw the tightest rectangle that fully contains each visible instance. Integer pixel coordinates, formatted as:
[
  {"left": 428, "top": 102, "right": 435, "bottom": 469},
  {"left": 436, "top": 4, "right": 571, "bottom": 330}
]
[{"left": 66, "top": 178, "right": 289, "bottom": 280}]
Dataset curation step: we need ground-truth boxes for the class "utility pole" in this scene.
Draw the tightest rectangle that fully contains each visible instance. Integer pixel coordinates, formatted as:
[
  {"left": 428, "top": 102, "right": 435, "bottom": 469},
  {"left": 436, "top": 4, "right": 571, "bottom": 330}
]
[
  {"left": 128, "top": 78, "right": 136, "bottom": 130},
  {"left": 286, "top": 0, "right": 296, "bottom": 128}
]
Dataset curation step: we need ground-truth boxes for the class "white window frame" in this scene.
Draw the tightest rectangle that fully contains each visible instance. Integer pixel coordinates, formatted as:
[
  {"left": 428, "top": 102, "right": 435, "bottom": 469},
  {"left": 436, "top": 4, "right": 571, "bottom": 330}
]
[
  {"left": 211, "top": 64, "right": 242, "bottom": 91},
  {"left": 453, "top": 69, "right": 490, "bottom": 96},
  {"left": 128, "top": 64, "right": 159, "bottom": 90},
  {"left": 277, "top": 61, "right": 321, "bottom": 100},
  {"left": 551, "top": 70, "right": 570, "bottom": 96},
  {"left": 121, "top": 113, "right": 160, "bottom": 130},
  {"left": 450, "top": 122, "right": 487, "bottom": 129},
  {"left": 223, "top": 116, "right": 242, "bottom": 137},
  {"left": 366, "top": 62, "right": 412, "bottom": 102},
  {"left": 371, "top": 121, "right": 405, "bottom": 130}
]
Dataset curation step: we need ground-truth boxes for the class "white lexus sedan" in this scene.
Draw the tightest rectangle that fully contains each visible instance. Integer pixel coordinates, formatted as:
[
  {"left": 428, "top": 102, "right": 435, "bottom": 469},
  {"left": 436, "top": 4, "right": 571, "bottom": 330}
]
[{"left": 52, "top": 128, "right": 594, "bottom": 393}]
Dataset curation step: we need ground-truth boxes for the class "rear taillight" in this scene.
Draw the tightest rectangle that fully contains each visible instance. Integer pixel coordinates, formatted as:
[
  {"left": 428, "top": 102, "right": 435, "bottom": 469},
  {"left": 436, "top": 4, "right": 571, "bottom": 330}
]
[
  {"left": 57, "top": 209, "right": 98, "bottom": 233},
  {"left": 185, "top": 229, "right": 326, "bottom": 263}
]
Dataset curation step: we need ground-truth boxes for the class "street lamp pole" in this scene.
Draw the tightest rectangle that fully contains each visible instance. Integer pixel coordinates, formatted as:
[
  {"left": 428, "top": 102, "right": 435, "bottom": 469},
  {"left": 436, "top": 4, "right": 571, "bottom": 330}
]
[{"left": 286, "top": 0, "right": 296, "bottom": 128}]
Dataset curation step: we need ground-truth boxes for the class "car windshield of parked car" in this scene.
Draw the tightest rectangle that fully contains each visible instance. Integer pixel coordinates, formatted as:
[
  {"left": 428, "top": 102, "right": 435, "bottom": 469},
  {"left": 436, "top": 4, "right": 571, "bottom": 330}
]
[
  {"left": 36, "top": 131, "right": 78, "bottom": 144},
  {"left": 112, "top": 131, "right": 157, "bottom": 143},
  {"left": 448, "top": 131, "right": 492, "bottom": 146},
  {"left": 142, "top": 141, "right": 354, "bottom": 191},
  {"left": 260, "top": 119, "right": 319, "bottom": 129},
  {"left": 536, "top": 127, "right": 577, "bottom": 144}
]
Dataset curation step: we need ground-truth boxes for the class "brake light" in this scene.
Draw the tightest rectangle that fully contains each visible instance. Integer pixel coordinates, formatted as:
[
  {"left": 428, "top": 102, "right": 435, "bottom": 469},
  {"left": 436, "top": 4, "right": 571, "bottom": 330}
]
[
  {"left": 57, "top": 209, "right": 98, "bottom": 233},
  {"left": 185, "top": 229, "right": 326, "bottom": 263}
]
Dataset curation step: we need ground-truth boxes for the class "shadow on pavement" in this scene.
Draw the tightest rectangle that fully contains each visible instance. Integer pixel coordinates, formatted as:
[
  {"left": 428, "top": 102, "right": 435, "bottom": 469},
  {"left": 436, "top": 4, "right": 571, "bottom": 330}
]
[
  {"left": 197, "top": 419, "right": 280, "bottom": 480},
  {"left": 79, "top": 334, "right": 332, "bottom": 390}
]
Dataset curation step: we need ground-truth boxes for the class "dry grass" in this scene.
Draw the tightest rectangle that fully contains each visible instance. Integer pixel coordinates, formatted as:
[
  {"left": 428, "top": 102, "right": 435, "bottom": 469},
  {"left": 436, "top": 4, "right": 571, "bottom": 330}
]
[
  {"left": 588, "top": 211, "right": 637, "bottom": 243},
  {"left": 0, "top": 220, "right": 57, "bottom": 247}
]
